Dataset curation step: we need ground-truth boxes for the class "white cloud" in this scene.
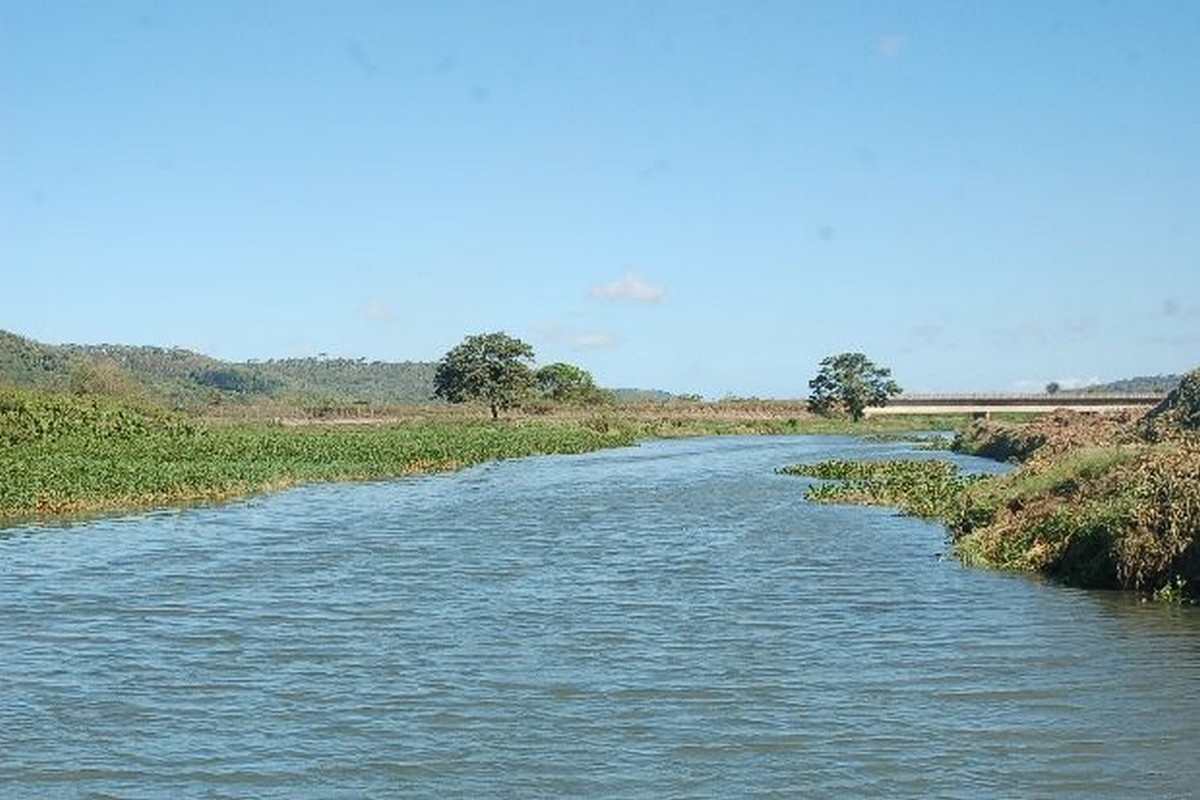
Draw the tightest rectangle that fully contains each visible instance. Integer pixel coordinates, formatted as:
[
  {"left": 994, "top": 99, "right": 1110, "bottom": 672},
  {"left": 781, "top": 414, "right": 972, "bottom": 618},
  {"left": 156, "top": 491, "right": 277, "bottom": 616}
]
[
  {"left": 588, "top": 271, "right": 665, "bottom": 304},
  {"left": 571, "top": 331, "right": 620, "bottom": 350},
  {"left": 532, "top": 322, "right": 568, "bottom": 345},
  {"left": 533, "top": 322, "right": 620, "bottom": 351}
]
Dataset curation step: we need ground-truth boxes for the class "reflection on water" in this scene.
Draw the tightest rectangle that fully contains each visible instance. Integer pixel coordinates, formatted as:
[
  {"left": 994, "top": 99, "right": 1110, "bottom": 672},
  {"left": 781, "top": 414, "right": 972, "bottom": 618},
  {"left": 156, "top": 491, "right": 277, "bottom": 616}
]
[{"left": 2, "top": 436, "right": 1197, "bottom": 798}]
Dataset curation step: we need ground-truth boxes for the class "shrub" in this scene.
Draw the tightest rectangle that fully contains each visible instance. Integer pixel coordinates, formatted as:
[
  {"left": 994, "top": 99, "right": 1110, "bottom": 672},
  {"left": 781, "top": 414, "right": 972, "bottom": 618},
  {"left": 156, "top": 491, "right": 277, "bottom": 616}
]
[{"left": 1175, "top": 368, "right": 1200, "bottom": 430}]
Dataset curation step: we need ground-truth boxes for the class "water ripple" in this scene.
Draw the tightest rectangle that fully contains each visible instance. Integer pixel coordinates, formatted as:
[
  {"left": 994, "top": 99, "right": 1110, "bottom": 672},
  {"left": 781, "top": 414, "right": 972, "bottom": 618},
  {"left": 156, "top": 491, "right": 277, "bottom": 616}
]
[{"left": 2, "top": 436, "right": 1198, "bottom": 798}]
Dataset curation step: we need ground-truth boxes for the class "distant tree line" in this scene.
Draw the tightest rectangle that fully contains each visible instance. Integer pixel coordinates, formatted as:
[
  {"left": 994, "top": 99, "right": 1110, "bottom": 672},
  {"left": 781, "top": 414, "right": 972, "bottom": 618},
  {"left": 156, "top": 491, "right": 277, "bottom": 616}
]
[{"left": 0, "top": 330, "right": 437, "bottom": 406}]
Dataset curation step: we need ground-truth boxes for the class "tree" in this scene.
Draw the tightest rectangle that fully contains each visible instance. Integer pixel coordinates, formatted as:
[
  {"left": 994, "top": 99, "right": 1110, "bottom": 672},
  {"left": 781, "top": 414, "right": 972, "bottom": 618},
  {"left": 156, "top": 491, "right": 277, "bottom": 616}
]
[
  {"left": 807, "top": 352, "right": 901, "bottom": 421},
  {"left": 535, "top": 362, "right": 613, "bottom": 405},
  {"left": 1046, "top": 381, "right": 1061, "bottom": 395},
  {"left": 1171, "top": 367, "right": 1200, "bottom": 430},
  {"left": 433, "top": 332, "right": 535, "bottom": 419}
]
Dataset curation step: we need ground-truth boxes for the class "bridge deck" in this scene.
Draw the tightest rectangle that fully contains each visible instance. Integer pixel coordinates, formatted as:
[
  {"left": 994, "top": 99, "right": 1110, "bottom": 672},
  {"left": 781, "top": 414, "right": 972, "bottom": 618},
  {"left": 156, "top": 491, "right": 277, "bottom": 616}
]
[{"left": 869, "top": 393, "right": 1164, "bottom": 416}]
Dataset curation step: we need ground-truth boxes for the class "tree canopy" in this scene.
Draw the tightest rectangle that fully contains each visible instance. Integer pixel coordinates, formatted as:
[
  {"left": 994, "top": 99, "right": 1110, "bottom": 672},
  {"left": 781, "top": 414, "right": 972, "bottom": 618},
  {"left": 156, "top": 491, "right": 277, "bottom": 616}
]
[
  {"left": 807, "top": 352, "right": 901, "bottom": 421},
  {"left": 433, "top": 332, "right": 536, "bottom": 419},
  {"left": 535, "top": 362, "right": 613, "bottom": 405}
]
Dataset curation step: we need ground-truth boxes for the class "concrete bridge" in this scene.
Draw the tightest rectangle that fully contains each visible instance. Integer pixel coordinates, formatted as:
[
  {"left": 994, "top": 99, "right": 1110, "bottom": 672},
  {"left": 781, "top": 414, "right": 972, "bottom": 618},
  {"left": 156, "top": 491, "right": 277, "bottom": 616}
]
[{"left": 868, "top": 393, "right": 1166, "bottom": 416}]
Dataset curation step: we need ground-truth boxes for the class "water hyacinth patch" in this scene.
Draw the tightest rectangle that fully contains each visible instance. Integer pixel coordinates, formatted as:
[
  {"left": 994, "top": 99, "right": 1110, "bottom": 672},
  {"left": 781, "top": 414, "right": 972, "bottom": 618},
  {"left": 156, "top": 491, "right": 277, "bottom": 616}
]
[
  {"left": 0, "top": 390, "right": 639, "bottom": 524},
  {"left": 779, "top": 459, "right": 987, "bottom": 520}
]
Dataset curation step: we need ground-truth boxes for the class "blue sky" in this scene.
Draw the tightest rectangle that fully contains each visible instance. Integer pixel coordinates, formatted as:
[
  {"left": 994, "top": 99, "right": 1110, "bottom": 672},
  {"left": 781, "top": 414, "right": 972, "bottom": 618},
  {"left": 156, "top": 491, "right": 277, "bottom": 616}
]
[{"left": 2, "top": 1, "right": 1197, "bottom": 397}]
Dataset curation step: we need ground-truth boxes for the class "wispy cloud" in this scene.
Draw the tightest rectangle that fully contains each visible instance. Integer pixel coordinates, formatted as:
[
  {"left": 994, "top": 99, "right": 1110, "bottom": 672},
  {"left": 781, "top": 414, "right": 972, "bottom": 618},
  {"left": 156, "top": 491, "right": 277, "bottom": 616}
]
[
  {"left": 908, "top": 324, "right": 944, "bottom": 345},
  {"left": 989, "top": 315, "right": 1105, "bottom": 347},
  {"left": 571, "top": 331, "right": 619, "bottom": 350},
  {"left": 989, "top": 320, "right": 1049, "bottom": 346},
  {"left": 878, "top": 33, "right": 905, "bottom": 59},
  {"left": 1138, "top": 332, "right": 1200, "bottom": 348},
  {"left": 588, "top": 272, "right": 665, "bottom": 304},
  {"left": 534, "top": 322, "right": 620, "bottom": 351},
  {"left": 898, "top": 324, "right": 950, "bottom": 356},
  {"left": 365, "top": 302, "right": 399, "bottom": 323}
]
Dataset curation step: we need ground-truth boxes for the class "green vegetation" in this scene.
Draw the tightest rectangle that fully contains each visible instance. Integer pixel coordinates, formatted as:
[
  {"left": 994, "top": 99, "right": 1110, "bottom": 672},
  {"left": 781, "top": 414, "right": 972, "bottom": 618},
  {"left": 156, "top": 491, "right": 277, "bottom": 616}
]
[
  {"left": 535, "top": 362, "right": 614, "bottom": 406},
  {"left": 0, "top": 388, "right": 638, "bottom": 524},
  {"left": 1150, "top": 367, "right": 1200, "bottom": 431},
  {"left": 0, "top": 383, "right": 968, "bottom": 527},
  {"left": 249, "top": 357, "right": 437, "bottom": 405},
  {"left": 1, "top": 329, "right": 439, "bottom": 406},
  {"left": 783, "top": 372, "right": 1200, "bottom": 602},
  {"left": 14, "top": 326, "right": 1195, "bottom": 603},
  {"left": 780, "top": 459, "right": 984, "bottom": 519},
  {"left": 0, "top": 330, "right": 75, "bottom": 391},
  {"left": 1, "top": 329, "right": 694, "bottom": 411},
  {"left": 433, "top": 332, "right": 537, "bottom": 420},
  {"left": 609, "top": 388, "right": 686, "bottom": 403},
  {"left": 952, "top": 420, "right": 1050, "bottom": 462},
  {"left": 783, "top": 445, "right": 1200, "bottom": 601},
  {"left": 950, "top": 443, "right": 1199, "bottom": 599},
  {"left": 1080, "top": 374, "right": 1182, "bottom": 394},
  {"left": 807, "top": 352, "right": 901, "bottom": 421}
]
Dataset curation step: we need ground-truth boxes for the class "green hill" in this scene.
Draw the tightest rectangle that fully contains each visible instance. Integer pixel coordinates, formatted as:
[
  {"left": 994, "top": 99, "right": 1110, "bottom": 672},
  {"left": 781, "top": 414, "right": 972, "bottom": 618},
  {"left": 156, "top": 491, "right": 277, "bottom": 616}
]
[
  {"left": 610, "top": 387, "right": 684, "bottom": 403},
  {"left": 1, "top": 330, "right": 673, "bottom": 407},
  {"left": 242, "top": 357, "right": 437, "bottom": 405},
  {"left": 0, "top": 330, "right": 75, "bottom": 391},
  {"left": 1, "top": 330, "right": 437, "bottom": 406}
]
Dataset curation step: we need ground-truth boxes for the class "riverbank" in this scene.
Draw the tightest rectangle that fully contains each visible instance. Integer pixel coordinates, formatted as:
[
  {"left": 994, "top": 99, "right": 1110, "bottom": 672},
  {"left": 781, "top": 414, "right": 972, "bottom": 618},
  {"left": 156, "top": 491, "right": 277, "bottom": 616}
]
[
  {"left": 1, "top": 389, "right": 969, "bottom": 527},
  {"left": 950, "top": 403, "right": 1200, "bottom": 601},
  {"left": 781, "top": 372, "right": 1200, "bottom": 601}
]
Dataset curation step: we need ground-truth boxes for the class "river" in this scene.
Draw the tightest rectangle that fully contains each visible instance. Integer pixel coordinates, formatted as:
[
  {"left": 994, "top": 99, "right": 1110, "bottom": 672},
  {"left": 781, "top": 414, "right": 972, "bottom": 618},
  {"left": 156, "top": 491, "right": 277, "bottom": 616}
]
[{"left": 2, "top": 435, "right": 1198, "bottom": 798}]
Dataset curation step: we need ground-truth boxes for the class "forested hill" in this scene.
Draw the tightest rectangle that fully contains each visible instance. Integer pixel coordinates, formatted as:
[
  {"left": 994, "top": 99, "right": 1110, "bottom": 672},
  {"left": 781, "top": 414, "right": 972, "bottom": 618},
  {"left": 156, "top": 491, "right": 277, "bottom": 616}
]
[
  {"left": 1081, "top": 375, "right": 1182, "bottom": 394},
  {"left": 0, "top": 329, "right": 437, "bottom": 405}
]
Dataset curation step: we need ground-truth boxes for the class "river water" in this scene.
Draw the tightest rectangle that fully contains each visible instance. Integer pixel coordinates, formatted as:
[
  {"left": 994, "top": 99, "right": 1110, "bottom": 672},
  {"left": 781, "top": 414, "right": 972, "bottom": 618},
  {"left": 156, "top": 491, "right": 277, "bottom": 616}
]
[{"left": 2, "top": 435, "right": 1198, "bottom": 798}]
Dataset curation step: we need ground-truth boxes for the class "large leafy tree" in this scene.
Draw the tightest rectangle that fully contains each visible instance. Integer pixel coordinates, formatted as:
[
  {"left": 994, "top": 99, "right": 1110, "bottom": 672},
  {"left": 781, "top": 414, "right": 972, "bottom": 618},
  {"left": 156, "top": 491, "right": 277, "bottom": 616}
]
[
  {"left": 807, "top": 352, "right": 901, "bottom": 421},
  {"left": 433, "top": 332, "right": 536, "bottom": 419},
  {"left": 535, "top": 362, "right": 613, "bottom": 405}
]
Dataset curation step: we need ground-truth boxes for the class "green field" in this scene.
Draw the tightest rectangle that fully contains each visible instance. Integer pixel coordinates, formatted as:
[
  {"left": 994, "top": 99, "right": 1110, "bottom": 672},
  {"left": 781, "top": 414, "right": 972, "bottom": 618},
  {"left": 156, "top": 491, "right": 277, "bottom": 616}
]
[{"left": 0, "top": 390, "right": 638, "bottom": 523}]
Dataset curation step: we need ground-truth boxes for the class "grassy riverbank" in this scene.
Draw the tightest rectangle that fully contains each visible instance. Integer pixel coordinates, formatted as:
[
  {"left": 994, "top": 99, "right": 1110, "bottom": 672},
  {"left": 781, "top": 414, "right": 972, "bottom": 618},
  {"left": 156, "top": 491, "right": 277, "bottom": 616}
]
[
  {"left": 781, "top": 372, "right": 1200, "bottom": 601},
  {"left": 1, "top": 389, "right": 963, "bottom": 526},
  {"left": 0, "top": 390, "right": 638, "bottom": 524}
]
